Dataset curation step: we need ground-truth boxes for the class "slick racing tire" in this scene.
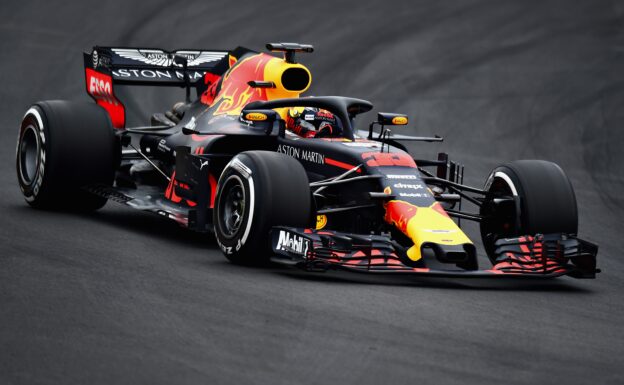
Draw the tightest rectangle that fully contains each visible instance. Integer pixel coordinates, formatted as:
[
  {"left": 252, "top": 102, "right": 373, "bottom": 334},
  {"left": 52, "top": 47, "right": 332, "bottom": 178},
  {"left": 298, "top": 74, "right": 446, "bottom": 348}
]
[
  {"left": 16, "top": 101, "right": 116, "bottom": 210},
  {"left": 213, "top": 151, "right": 312, "bottom": 265},
  {"left": 479, "top": 160, "right": 578, "bottom": 263}
]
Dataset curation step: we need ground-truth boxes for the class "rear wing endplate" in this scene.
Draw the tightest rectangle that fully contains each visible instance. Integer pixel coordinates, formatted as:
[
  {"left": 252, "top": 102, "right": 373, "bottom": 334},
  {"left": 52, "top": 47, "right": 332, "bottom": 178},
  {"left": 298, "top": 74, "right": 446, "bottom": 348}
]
[{"left": 83, "top": 46, "right": 230, "bottom": 128}]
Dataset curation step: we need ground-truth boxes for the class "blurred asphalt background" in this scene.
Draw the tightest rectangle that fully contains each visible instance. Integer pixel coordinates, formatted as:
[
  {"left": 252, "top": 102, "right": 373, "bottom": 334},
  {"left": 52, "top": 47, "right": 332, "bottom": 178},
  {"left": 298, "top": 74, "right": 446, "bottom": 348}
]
[{"left": 1, "top": 0, "right": 623, "bottom": 384}]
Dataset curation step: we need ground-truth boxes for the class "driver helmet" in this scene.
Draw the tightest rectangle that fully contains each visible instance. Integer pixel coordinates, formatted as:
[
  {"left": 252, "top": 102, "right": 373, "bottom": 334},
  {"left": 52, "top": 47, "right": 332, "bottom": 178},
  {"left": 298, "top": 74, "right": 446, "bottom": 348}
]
[{"left": 285, "top": 107, "right": 341, "bottom": 138}]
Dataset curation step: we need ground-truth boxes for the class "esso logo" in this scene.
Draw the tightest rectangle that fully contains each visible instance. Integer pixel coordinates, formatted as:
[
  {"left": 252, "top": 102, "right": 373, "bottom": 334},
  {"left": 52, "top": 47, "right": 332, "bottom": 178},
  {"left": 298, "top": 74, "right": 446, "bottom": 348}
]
[
  {"left": 84, "top": 68, "right": 125, "bottom": 128},
  {"left": 86, "top": 68, "right": 118, "bottom": 106},
  {"left": 89, "top": 76, "right": 116, "bottom": 106}
]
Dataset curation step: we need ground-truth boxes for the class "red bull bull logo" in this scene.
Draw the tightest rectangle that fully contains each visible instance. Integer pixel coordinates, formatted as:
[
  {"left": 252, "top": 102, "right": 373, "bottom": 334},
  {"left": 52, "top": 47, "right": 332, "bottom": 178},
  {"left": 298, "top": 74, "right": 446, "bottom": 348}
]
[
  {"left": 384, "top": 200, "right": 419, "bottom": 233},
  {"left": 211, "top": 54, "right": 273, "bottom": 115}
]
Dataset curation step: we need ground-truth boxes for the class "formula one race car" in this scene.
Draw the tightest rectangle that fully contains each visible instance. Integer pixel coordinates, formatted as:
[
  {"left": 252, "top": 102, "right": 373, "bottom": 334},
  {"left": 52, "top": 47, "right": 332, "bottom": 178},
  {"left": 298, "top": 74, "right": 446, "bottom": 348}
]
[{"left": 16, "top": 43, "right": 599, "bottom": 279}]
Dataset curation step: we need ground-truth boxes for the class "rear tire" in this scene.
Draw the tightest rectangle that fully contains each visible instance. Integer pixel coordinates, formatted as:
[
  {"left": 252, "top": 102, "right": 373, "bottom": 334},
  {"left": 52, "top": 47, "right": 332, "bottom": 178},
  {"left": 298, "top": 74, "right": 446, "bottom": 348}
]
[
  {"left": 213, "top": 151, "right": 312, "bottom": 265},
  {"left": 16, "top": 101, "right": 116, "bottom": 210},
  {"left": 480, "top": 160, "right": 578, "bottom": 263}
]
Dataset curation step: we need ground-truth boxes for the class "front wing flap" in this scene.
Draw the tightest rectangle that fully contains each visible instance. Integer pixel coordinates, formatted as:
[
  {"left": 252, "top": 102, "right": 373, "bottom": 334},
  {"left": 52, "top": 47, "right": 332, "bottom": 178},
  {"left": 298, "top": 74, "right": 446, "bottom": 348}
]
[{"left": 270, "top": 227, "right": 599, "bottom": 278}]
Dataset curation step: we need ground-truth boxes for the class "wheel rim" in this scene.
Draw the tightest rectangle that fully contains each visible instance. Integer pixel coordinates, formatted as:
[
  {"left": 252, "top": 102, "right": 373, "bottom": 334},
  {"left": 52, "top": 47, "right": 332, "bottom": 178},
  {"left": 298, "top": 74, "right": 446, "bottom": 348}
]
[
  {"left": 218, "top": 176, "right": 246, "bottom": 239},
  {"left": 19, "top": 124, "right": 40, "bottom": 185}
]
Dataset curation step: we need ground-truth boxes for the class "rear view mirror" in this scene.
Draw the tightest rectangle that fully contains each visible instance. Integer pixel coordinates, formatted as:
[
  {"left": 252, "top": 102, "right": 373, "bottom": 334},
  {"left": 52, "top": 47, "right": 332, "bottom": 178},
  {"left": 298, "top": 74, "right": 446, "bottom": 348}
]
[
  {"left": 240, "top": 109, "right": 281, "bottom": 135},
  {"left": 377, "top": 112, "right": 408, "bottom": 126},
  {"left": 368, "top": 112, "right": 409, "bottom": 139},
  {"left": 241, "top": 109, "right": 278, "bottom": 123}
]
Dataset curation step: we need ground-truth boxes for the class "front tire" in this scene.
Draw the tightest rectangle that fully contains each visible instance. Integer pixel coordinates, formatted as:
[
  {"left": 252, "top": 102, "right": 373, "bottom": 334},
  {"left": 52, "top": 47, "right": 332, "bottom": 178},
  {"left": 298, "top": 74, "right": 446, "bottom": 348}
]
[
  {"left": 213, "top": 151, "right": 312, "bottom": 265},
  {"left": 16, "top": 101, "right": 116, "bottom": 210},
  {"left": 480, "top": 160, "right": 578, "bottom": 263}
]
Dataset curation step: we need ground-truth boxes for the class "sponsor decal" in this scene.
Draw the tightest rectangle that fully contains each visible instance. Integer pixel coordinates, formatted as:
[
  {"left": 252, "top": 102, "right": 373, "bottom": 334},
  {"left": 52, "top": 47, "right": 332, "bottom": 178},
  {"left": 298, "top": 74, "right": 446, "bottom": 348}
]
[
  {"left": 300, "top": 150, "right": 325, "bottom": 164},
  {"left": 217, "top": 238, "right": 233, "bottom": 255},
  {"left": 315, "top": 215, "right": 328, "bottom": 230},
  {"left": 392, "top": 116, "right": 408, "bottom": 125},
  {"left": 399, "top": 192, "right": 427, "bottom": 198},
  {"left": 276, "top": 230, "right": 310, "bottom": 255},
  {"left": 157, "top": 139, "right": 171, "bottom": 153},
  {"left": 91, "top": 50, "right": 111, "bottom": 69},
  {"left": 19, "top": 108, "right": 46, "bottom": 201},
  {"left": 245, "top": 112, "right": 267, "bottom": 121},
  {"left": 228, "top": 158, "right": 252, "bottom": 179},
  {"left": 112, "top": 68, "right": 207, "bottom": 81},
  {"left": 92, "top": 50, "right": 99, "bottom": 68},
  {"left": 85, "top": 68, "right": 125, "bottom": 128},
  {"left": 386, "top": 174, "right": 418, "bottom": 180},
  {"left": 88, "top": 71, "right": 114, "bottom": 104},
  {"left": 184, "top": 116, "right": 197, "bottom": 131},
  {"left": 277, "top": 144, "right": 325, "bottom": 164},
  {"left": 393, "top": 183, "right": 423, "bottom": 190},
  {"left": 199, "top": 159, "right": 209, "bottom": 171},
  {"left": 304, "top": 114, "right": 315, "bottom": 121},
  {"left": 111, "top": 48, "right": 227, "bottom": 67}
]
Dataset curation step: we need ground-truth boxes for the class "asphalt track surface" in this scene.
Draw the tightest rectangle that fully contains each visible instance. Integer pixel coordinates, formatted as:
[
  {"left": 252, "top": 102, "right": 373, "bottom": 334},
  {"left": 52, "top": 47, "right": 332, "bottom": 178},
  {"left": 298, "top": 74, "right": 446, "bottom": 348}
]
[{"left": 1, "top": 1, "right": 623, "bottom": 384}]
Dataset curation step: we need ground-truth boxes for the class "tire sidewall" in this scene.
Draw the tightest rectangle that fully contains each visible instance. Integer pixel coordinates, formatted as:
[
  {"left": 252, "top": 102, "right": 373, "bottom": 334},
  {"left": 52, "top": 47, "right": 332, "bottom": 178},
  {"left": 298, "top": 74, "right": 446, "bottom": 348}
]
[
  {"left": 214, "top": 156, "right": 257, "bottom": 257},
  {"left": 214, "top": 154, "right": 259, "bottom": 259},
  {"left": 16, "top": 106, "right": 50, "bottom": 203},
  {"left": 16, "top": 101, "right": 116, "bottom": 210}
]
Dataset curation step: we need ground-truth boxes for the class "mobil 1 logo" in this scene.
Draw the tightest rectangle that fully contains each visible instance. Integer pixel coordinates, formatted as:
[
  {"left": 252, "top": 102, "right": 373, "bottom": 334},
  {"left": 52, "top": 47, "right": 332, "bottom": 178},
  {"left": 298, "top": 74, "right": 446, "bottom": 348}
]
[{"left": 273, "top": 230, "right": 311, "bottom": 257}]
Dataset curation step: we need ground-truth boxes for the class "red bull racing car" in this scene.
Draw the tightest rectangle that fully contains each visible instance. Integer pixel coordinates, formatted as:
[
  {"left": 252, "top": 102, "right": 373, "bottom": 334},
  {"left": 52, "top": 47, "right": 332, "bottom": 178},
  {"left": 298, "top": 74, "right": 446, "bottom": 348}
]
[{"left": 16, "top": 43, "right": 599, "bottom": 279}]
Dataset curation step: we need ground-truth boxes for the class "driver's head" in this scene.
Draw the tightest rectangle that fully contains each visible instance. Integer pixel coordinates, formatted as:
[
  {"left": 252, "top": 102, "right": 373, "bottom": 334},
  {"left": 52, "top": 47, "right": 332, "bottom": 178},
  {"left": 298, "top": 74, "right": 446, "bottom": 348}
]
[{"left": 285, "top": 107, "right": 341, "bottom": 138}]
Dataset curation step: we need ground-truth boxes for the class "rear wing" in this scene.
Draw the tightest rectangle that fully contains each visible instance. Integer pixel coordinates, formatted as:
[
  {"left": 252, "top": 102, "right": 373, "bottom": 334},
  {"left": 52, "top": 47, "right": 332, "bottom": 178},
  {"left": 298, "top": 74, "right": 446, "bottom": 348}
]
[{"left": 83, "top": 46, "right": 230, "bottom": 128}]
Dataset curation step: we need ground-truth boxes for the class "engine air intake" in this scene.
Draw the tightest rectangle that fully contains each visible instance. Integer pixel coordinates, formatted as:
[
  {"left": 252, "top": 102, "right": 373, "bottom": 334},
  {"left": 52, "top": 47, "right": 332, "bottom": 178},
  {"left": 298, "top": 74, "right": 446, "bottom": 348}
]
[{"left": 281, "top": 67, "right": 310, "bottom": 92}]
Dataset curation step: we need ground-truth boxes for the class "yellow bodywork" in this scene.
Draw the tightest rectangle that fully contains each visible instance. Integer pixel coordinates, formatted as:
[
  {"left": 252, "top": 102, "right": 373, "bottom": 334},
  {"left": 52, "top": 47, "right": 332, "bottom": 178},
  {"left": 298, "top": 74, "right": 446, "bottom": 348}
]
[
  {"left": 385, "top": 201, "right": 473, "bottom": 262},
  {"left": 263, "top": 58, "right": 311, "bottom": 100},
  {"left": 212, "top": 53, "right": 312, "bottom": 116}
]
